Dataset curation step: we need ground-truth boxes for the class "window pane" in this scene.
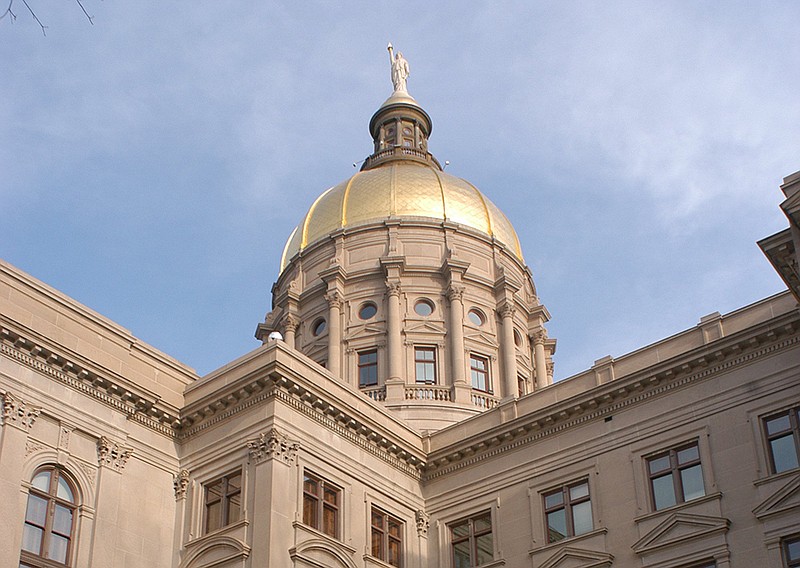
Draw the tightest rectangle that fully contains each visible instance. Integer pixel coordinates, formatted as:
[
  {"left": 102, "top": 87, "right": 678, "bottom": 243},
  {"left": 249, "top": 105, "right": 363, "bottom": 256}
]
[
  {"left": 473, "top": 512, "right": 492, "bottom": 532},
  {"left": 451, "top": 520, "right": 469, "bottom": 538},
  {"left": 545, "top": 491, "right": 564, "bottom": 509},
  {"left": 57, "top": 476, "right": 75, "bottom": 502},
  {"left": 475, "top": 533, "right": 493, "bottom": 564},
  {"left": 388, "top": 539, "right": 401, "bottom": 566},
  {"left": 453, "top": 541, "right": 471, "bottom": 568},
  {"left": 228, "top": 493, "right": 241, "bottom": 523},
  {"left": 648, "top": 455, "right": 670, "bottom": 474},
  {"left": 206, "top": 480, "right": 223, "bottom": 499},
  {"left": 227, "top": 474, "right": 241, "bottom": 491},
  {"left": 787, "top": 538, "right": 800, "bottom": 560},
  {"left": 52, "top": 504, "right": 73, "bottom": 535},
  {"left": 572, "top": 500, "right": 593, "bottom": 535},
  {"left": 681, "top": 464, "right": 705, "bottom": 501},
  {"left": 652, "top": 474, "right": 677, "bottom": 510},
  {"left": 206, "top": 501, "right": 221, "bottom": 532},
  {"left": 388, "top": 519, "right": 401, "bottom": 537},
  {"left": 570, "top": 483, "right": 589, "bottom": 500},
  {"left": 31, "top": 471, "right": 51, "bottom": 492},
  {"left": 677, "top": 445, "right": 699, "bottom": 464},
  {"left": 546, "top": 509, "right": 567, "bottom": 541},
  {"left": 22, "top": 525, "right": 43, "bottom": 554},
  {"left": 766, "top": 413, "right": 791, "bottom": 435},
  {"left": 25, "top": 495, "right": 48, "bottom": 526},
  {"left": 303, "top": 476, "right": 318, "bottom": 494},
  {"left": 323, "top": 505, "right": 337, "bottom": 536},
  {"left": 48, "top": 533, "right": 69, "bottom": 564},
  {"left": 771, "top": 435, "right": 800, "bottom": 473},
  {"left": 303, "top": 495, "right": 317, "bottom": 528},
  {"left": 323, "top": 487, "right": 338, "bottom": 505},
  {"left": 372, "top": 510, "right": 384, "bottom": 528},
  {"left": 371, "top": 528, "right": 383, "bottom": 558}
]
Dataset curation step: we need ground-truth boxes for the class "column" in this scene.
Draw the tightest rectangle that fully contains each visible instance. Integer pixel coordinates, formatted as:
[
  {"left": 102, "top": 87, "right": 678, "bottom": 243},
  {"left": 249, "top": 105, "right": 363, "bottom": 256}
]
[
  {"left": 0, "top": 392, "right": 40, "bottom": 568},
  {"left": 532, "top": 329, "right": 548, "bottom": 389},
  {"left": 282, "top": 314, "right": 299, "bottom": 349},
  {"left": 447, "top": 285, "right": 466, "bottom": 385},
  {"left": 386, "top": 281, "right": 403, "bottom": 381},
  {"left": 325, "top": 291, "right": 342, "bottom": 378},
  {"left": 499, "top": 302, "right": 518, "bottom": 399}
]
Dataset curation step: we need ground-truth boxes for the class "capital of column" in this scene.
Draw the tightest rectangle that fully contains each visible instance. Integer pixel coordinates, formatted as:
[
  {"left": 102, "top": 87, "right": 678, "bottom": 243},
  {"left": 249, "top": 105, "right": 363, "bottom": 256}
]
[
  {"left": 282, "top": 314, "right": 300, "bottom": 333},
  {"left": 415, "top": 509, "right": 430, "bottom": 537},
  {"left": 532, "top": 329, "right": 548, "bottom": 346},
  {"left": 499, "top": 301, "right": 516, "bottom": 319},
  {"left": 2, "top": 392, "right": 40, "bottom": 432},
  {"left": 386, "top": 280, "right": 402, "bottom": 298},
  {"left": 446, "top": 285, "right": 465, "bottom": 303},
  {"left": 173, "top": 469, "right": 190, "bottom": 500},
  {"left": 247, "top": 428, "right": 300, "bottom": 466},
  {"left": 97, "top": 436, "right": 133, "bottom": 472},
  {"left": 324, "top": 290, "right": 342, "bottom": 310}
]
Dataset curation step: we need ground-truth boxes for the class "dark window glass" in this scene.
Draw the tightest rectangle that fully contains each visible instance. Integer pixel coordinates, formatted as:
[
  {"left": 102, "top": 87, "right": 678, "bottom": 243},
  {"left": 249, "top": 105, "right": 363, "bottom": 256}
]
[
  {"left": 785, "top": 535, "right": 800, "bottom": 567},
  {"left": 370, "top": 507, "right": 403, "bottom": 567},
  {"left": 359, "top": 302, "right": 378, "bottom": 320},
  {"left": 543, "top": 480, "right": 593, "bottom": 543},
  {"left": 470, "top": 354, "right": 491, "bottom": 393},
  {"left": 468, "top": 309, "right": 484, "bottom": 326},
  {"left": 414, "top": 300, "right": 434, "bottom": 316},
  {"left": 450, "top": 511, "right": 493, "bottom": 567},
  {"left": 312, "top": 319, "right": 326, "bottom": 336},
  {"left": 302, "top": 472, "right": 341, "bottom": 539},
  {"left": 20, "top": 467, "right": 77, "bottom": 567},
  {"left": 358, "top": 350, "right": 378, "bottom": 387},
  {"left": 415, "top": 347, "right": 437, "bottom": 384},
  {"left": 764, "top": 408, "right": 800, "bottom": 474},
  {"left": 647, "top": 442, "right": 705, "bottom": 511},
  {"left": 204, "top": 471, "right": 242, "bottom": 533}
]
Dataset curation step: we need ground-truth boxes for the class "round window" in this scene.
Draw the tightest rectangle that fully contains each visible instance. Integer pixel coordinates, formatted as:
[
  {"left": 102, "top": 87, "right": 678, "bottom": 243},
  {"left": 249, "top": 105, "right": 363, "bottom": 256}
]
[
  {"left": 359, "top": 302, "right": 378, "bottom": 320},
  {"left": 468, "top": 309, "right": 485, "bottom": 326},
  {"left": 414, "top": 299, "right": 434, "bottom": 317},
  {"left": 513, "top": 329, "right": 523, "bottom": 347},
  {"left": 312, "top": 319, "right": 327, "bottom": 336}
]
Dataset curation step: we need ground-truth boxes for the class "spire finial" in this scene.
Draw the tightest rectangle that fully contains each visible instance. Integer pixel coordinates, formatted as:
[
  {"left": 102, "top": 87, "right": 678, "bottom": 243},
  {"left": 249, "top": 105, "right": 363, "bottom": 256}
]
[{"left": 387, "top": 42, "right": 410, "bottom": 94}]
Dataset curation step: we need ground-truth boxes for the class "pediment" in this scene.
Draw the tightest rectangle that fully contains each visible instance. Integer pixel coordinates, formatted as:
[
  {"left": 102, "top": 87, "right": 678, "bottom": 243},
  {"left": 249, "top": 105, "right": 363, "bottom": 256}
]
[
  {"left": 537, "top": 546, "right": 614, "bottom": 568},
  {"left": 181, "top": 535, "right": 250, "bottom": 568},
  {"left": 289, "top": 537, "right": 358, "bottom": 568},
  {"left": 346, "top": 323, "right": 384, "bottom": 341},
  {"left": 632, "top": 513, "right": 730, "bottom": 554},
  {"left": 404, "top": 320, "right": 446, "bottom": 334},
  {"left": 464, "top": 329, "right": 499, "bottom": 348},
  {"left": 753, "top": 473, "right": 800, "bottom": 520}
]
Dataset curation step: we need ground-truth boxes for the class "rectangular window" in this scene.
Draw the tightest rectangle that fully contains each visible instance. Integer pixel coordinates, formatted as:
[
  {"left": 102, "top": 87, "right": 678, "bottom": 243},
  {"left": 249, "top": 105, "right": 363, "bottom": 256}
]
[
  {"left": 371, "top": 506, "right": 403, "bottom": 567},
  {"left": 415, "top": 347, "right": 437, "bottom": 384},
  {"left": 543, "top": 480, "right": 593, "bottom": 542},
  {"left": 205, "top": 471, "right": 242, "bottom": 533},
  {"left": 785, "top": 535, "right": 800, "bottom": 567},
  {"left": 303, "top": 472, "right": 341, "bottom": 539},
  {"left": 764, "top": 407, "right": 800, "bottom": 474},
  {"left": 450, "top": 511, "right": 493, "bottom": 568},
  {"left": 518, "top": 375, "right": 527, "bottom": 397},
  {"left": 358, "top": 350, "right": 378, "bottom": 388},
  {"left": 469, "top": 354, "right": 491, "bottom": 393},
  {"left": 647, "top": 442, "right": 705, "bottom": 511}
]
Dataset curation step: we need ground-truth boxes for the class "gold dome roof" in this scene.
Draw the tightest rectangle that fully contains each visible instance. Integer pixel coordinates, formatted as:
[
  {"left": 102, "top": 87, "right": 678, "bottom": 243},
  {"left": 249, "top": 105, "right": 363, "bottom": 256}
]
[{"left": 280, "top": 162, "right": 523, "bottom": 271}]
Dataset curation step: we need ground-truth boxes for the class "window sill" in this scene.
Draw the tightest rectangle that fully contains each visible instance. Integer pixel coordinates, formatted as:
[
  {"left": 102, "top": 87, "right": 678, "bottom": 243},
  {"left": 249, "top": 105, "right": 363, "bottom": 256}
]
[
  {"left": 528, "top": 527, "right": 608, "bottom": 554},
  {"left": 754, "top": 466, "right": 800, "bottom": 486},
  {"left": 633, "top": 492, "right": 722, "bottom": 523}
]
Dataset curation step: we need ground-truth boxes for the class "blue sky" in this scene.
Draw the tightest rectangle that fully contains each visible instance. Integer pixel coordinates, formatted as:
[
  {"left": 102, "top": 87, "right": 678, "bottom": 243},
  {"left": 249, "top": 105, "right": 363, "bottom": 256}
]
[{"left": 2, "top": 2, "right": 798, "bottom": 379}]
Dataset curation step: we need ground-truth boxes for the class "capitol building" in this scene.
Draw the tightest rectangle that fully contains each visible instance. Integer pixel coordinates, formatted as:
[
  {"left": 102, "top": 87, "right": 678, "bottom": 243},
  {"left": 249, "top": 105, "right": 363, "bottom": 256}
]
[{"left": 2, "top": 53, "right": 799, "bottom": 568}]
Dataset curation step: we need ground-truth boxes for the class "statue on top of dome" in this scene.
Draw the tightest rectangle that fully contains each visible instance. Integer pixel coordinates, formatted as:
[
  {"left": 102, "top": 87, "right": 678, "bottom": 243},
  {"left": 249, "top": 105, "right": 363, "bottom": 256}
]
[{"left": 387, "top": 43, "right": 410, "bottom": 93}]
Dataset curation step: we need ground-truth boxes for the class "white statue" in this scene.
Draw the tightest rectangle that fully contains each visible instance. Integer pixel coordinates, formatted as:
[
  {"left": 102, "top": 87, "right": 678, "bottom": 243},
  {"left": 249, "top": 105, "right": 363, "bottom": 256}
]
[{"left": 387, "top": 43, "right": 410, "bottom": 93}]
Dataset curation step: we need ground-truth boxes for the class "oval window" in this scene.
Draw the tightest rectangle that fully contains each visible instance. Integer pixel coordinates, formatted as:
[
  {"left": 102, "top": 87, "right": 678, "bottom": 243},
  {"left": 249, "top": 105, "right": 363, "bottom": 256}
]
[
  {"left": 359, "top": 302, "right": 378, "bottom": 320},
  {"left": 312, "top": 319, "right": 327, "bottom": 336},
  {"left": 514, "top": 329, "right": 523, "bottom": 347},
  {"left": 414, "top": 299, "right": 434, "bottom": 317},
  {"left": 468, "top": 309, "right": 485, "bottom": 326}
]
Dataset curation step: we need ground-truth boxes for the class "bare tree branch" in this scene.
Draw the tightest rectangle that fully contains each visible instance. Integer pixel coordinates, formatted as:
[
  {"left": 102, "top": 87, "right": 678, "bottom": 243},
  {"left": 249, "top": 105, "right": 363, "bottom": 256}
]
[{"left": 1, "top": 0, "right": 95, "bottom": 34}]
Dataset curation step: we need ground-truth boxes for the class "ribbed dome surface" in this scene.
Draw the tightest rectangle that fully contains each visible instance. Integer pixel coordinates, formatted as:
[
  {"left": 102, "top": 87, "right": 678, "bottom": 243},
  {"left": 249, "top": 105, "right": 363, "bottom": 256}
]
[{"left": 280, "top": 162, "right": 523, "bottom": 271}]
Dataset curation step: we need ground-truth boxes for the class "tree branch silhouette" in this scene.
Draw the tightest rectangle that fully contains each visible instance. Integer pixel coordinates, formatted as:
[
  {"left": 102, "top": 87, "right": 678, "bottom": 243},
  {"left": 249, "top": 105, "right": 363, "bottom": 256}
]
[{"left": 1, "top": 0, "right": 94, "bottom": 35}]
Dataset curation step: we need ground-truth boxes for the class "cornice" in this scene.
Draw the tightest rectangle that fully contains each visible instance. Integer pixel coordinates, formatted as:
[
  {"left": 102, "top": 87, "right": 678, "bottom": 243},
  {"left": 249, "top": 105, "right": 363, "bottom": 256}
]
[
  {"left": 0, "top": 323, "right": 181, "bottom": 438},
  {"left": 423, "top": 313, "right": 800, "bottom": 480}
]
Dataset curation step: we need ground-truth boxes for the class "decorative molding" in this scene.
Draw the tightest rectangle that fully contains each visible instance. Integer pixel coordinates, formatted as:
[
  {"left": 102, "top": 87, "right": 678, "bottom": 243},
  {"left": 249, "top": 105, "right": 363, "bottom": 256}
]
[
  {"left": 386, "top": 280, "right": 402, "bottom": 297},
  {"left": 25, "top": 438, "right": 48, "bottom": 456},
  {"left": 76, "top": 460, "right": 97, "bottom": 488},
  {"left": 246, "top": 428, "right": 300, "bottom": 466},
  {"left": 283, "top": 314, "right": 300, "bottom": 333},
  {"left": 324, "top": 291, "right": 342, "bottom": 310},
  {"left": 173, "top": 469, "right": 190, "bottom": 500},
  {"left": 2, "top": 391, "right": 40, "bottom": 431},
  {"left": 415, "top": 509, "right": 430, "bottom": 537},
  {"left": 499, "top": 302, "right": 515, "bottom": 319},
  {"left": 96, "top": 436, "right": 133, "bottom": 472},
  {"left": 532, "top": 329, "right": 547, "bottom": 345},
  {"left": 446, "top": 285, "right": 465, "bottom": 303},
  {"left": 59, "top": 423, "right": 74, "bottom": 451}
]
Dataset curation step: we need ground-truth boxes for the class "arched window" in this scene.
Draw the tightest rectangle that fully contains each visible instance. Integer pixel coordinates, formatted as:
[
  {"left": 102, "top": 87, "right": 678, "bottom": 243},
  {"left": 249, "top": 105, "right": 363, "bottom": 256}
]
[{"left": 20, "top": 466, "right": 77, "bottom": 567}]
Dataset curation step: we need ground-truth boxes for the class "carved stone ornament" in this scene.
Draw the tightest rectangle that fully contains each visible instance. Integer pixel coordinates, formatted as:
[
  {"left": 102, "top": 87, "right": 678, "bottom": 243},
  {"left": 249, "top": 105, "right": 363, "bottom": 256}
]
[
  {"left": 247, "top": 428, "right": 300, "bottom": 466},
  {"left": 2, "top": 392, "right": 40, "bottom": 431},
  {"left": 173, "top": 469, "right": 190, "bottom": 500},
  {"left": 386, "top": 280, "right": 402, "bottom": 297},
  {"left": 415, "top": 509, "right": 430, "bottom": 537},
  {"left": 499, "top": 301, "right": 516, "bottom": 319},
  {"left": 532, "top": 329, "right": 548, "bottom": 345},
  {"left": 546, "top": 360, "right": 555, "bottom": 378},
  {"left": 96, "top": 436, "right": 133, "bottom": 472},
  {"left": 325, "top": 290, "right": 342, "bottom": 310},
  {"left": 446, "top": 285, "right": 465, "bottom": 303},
  {"left": 283, "top": 314, "right": 300, "bottom": 333}
]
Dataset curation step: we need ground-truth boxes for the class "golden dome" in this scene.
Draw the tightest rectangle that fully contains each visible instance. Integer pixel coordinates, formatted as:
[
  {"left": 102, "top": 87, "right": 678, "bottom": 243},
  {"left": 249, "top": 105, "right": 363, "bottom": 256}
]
[{"left": 280, "top": 162, "right": 523, "bottom": 271}]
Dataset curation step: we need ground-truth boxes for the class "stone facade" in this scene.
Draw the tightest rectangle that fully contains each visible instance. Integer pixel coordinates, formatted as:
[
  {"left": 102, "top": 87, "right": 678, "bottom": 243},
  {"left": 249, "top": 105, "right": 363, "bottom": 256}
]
[{"left": 1, "top": 79, "right": 799, "bottom": 568}]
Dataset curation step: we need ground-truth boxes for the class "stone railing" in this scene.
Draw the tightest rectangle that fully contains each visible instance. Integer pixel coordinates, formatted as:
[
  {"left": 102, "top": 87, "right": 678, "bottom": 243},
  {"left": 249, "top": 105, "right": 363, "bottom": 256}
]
[
  {"left": 404, "top": 384, "right": 453, "bottom": 402},
  {"left": 361, "top": 386, "right": 386, "bottom": 402},
  {"left": 471, "top": 391, "right": 499, "bottom": 409}
]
